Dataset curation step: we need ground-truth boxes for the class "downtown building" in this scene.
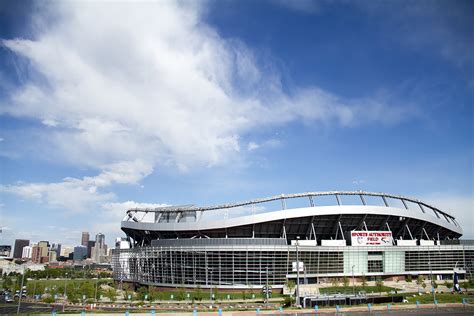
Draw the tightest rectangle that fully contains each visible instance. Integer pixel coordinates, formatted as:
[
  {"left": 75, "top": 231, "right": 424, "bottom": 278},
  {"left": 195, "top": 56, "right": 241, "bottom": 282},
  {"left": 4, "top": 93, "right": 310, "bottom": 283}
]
[{"left": 111, "top": 191, "right": 473, "bottom": 289}]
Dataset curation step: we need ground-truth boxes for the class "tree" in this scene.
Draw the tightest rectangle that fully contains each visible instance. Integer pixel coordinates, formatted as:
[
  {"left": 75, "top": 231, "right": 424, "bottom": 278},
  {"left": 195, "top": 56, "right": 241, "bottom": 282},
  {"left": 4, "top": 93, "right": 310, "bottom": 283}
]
[
  {"left": 195, "top": 285, "right": 202, "bottom": 301},
  {"left": 444, "top": 280, "right": 453, "bottom": 289},
  {"left": 3, "top": 276, "right": 12, "bottom": 289},
  {"left": 406, "top": 275, "right": 413, "bottom": 283},
  {"left": 285, "top": 279, "right": 296, "bottom": 296},
  {"left": 416, "top": 276, "right": 424, "bottom": 293},
  {"left": 361, "top": 274, "right": 368, "bottom": 289},
  {"left": 104, "top": 288, "right": 116, "bottom": 302},
  {"left": 331, "top": 278, "right": 340, "bottom": 288},
  {"left": 375, "top": 279, "right": 384, "bottom": 295},
  {"left": 137, "top": 286, "right": 147, "bottom": 301},
  {"left": 342, "top": 276, "right": 349, "bottom": 290}
]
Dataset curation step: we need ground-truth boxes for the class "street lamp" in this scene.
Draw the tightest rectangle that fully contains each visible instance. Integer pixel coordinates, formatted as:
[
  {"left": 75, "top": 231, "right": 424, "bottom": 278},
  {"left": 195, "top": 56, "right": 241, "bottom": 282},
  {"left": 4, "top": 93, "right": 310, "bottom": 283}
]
[
  {"left": 351, "top": 265, "right": 356, "bottom": 296},
  {"left": 94, "top": 271, "right": 99, "bottom": 305},
  {"left": 428, "top": 262, "right": 436, "bottom": 303},
  {"left": 62, "top": 272, "right": 68, "bottom": 312},
  {"left": 265, "top": 266, "right": 269, "bottom": 304},
  {"left": 209, "top": 269, "right": 213, "bottom": 309},
  {"left": 16, "top": 266, "right": 25, "bottom": 314},
  {"left": 296, "top": 236, "right": 301, "bottom": 308}
]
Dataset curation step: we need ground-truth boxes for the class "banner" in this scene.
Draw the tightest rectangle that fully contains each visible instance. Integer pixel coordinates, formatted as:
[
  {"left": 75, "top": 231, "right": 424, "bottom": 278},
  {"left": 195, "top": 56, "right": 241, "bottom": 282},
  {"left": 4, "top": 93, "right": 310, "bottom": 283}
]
[{"left": 351, "top": 231, "right": 392, "bottom": 246}]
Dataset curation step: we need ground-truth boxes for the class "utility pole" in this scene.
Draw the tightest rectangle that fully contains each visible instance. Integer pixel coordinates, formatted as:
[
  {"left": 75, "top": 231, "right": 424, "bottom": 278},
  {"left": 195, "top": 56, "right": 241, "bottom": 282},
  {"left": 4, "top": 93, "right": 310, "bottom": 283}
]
[
  {"left": 265, "top": 266, "right": 269, "bottom": 304},
  {"left": 209, "top": 269, "right": 213, "bottom": 309},
  {"left": 94, "top": 271, "right": 99, "bottom": 306},
  {"left": 16, "top": 267, "right": 25, "bottom": 314},
  {"left": 62, "top": 272, "right": 68, "bottom": 312},
  {"left": 429, "top": 262, "right": 436, "bottom": 303},
  {"left": 296, "top": 236, "right": 301, "bottom": 308},
  {"left": 352, "top": 265, "right": 355, "bottom": 296}
]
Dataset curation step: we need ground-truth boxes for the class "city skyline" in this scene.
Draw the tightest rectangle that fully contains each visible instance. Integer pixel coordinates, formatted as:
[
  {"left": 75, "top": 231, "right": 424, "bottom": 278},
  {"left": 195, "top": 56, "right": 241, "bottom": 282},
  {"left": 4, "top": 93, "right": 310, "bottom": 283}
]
[{"left": 0, "top": 0, "right": 473, "bottom": 246}]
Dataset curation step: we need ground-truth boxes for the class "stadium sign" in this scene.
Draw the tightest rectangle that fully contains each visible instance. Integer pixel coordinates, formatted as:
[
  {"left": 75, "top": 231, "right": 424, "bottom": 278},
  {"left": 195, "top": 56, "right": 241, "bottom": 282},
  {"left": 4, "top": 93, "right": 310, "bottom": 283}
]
[{"left": 351, "top": 231, "right": 392, "bottom": 246}]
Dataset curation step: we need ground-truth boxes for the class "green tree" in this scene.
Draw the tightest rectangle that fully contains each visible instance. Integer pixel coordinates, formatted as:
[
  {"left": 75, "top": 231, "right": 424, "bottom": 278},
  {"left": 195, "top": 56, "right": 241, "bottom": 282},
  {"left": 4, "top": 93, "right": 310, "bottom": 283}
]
[
  {"left": 375, "top": 279, "right": 384, "bottom": 295},
  {"left": 331, "top": 278, "right": 340, "bottom": 288},
  {"left": 195, "top": 285, "right": 202, "bottom": 301},
  {"left": 137, "top": 286, "right": 148, "bottom": 301},
  {"left": 105, "top": 288, "right": 117, "bottom": 302},
  {"left": 177, "top": 287, "right": 185, "bottom": 301},
  {"left": 361, "top": 274, "right": 368, "bottom": 289},
  {"left": 406, "top": 275, "right": 413, "bottom": 283},
  {"left": 342, "top": 276, "right": 349, "bottom": 289},
  {"left": 285, "top": 279, "right": 296, "bottom": 296},
  {"left": 3, "top": 276, "right": 12, "bottom": 289},
  {"left": 416, "top": 276, "right": 424, "bottom": 293}
]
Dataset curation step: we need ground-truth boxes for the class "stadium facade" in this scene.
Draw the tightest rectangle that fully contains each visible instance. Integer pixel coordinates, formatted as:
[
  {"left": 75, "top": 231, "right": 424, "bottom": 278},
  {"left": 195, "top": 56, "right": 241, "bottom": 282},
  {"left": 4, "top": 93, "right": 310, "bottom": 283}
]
[{"left": 112, "top": 191, "right": 473, "bottom": 289}]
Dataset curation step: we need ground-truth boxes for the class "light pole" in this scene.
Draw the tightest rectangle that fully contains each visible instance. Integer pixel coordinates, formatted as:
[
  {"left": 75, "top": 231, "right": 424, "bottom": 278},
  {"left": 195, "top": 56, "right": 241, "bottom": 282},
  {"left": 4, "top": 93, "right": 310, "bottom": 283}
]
[
  {"left": 94, "top": 271, "right": 99, "bottom": 305},
  {"left": 352, "top": 265, "right": 355, "bottom": 296},
  {"left": 16, "top": 266, "right": 25, "bottom": 314},
  {"left": 296, "top": 236, "right": 301, "bottom": 308},
  {"left": 62, "top": 272, "right": 68, "bottom": 312},
  {"left": 429, "top": 262, "right": 436, "bottom": 303},
  {"left": 209, "top": 269, "right": 213, "bottom": 309},
  {"left": 265, "top": 266, "right": 269, "bottom": 304}
]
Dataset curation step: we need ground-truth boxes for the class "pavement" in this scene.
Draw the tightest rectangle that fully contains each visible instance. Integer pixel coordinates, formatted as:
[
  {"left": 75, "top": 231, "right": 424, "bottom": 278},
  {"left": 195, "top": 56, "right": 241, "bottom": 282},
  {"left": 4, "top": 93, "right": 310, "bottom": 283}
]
[{"left": 1, "top": 301, "right": 473, "bottom": 316}]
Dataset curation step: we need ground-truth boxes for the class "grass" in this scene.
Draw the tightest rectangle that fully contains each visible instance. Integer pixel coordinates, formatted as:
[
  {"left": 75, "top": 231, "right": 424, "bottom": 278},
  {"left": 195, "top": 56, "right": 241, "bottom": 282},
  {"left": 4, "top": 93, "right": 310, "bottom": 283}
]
[
  {"left": 403, "top": 292, "right": 471, "bottom": 304},
  {"left": 319, "top": 285, "right": 399, "bottom": 295}
]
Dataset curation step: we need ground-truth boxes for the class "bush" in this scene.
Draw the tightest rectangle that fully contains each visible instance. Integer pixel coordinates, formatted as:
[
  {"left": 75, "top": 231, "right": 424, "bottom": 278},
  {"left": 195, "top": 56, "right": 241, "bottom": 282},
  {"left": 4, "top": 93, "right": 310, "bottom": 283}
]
[
  {"left": 407, "top": 275, "right": 413, "bottom": 283},
  {"left": 283, "top": 296, "right": 295, "bottom": 307},
  {"left": 361, "top": 275, "right": 368, "bottom": 289},
  {"left": 444, "top": 281, "right": 452, "bottom": 289},
  {"left": 43, "top": 296, "right": 55, "bottom": 304},
  {"left": 375, "top": 279, "right": 384, "bottom": 294},
  {"left": 342, "top": 276, "right": 349, "bottom": 289}
]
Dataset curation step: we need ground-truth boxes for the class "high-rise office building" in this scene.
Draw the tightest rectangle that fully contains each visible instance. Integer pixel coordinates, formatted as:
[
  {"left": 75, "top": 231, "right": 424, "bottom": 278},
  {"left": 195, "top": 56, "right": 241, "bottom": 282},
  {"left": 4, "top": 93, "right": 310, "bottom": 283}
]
[
  {"left": 91, "top": 233, "right": 108, "bottom": 263},
  {"left": 31, "top": 241, "right": 49, "bottom": 263},
  {"left": 60, "top": 246, "right": 74, "bottom": 257},
  {"left": 96, "top": 233, "right": 105, "bottom": 248},
  {"left": 81, "top": 232, "right": 90, "bottom": 247},
  {"left": 22, "top": 246, "right": 32, "bottom": 259},
  {"left": 13, "top": 239, "right": 29, "bottom": 258},
  {"left": 73, "top": 245, "right": 87, "bottom": 261},
  {"left": 87, "top": 240, "right": 95, "bottom": 258},
  {"left": 51, "top": 243, "right": 61, "bottom": 258}
]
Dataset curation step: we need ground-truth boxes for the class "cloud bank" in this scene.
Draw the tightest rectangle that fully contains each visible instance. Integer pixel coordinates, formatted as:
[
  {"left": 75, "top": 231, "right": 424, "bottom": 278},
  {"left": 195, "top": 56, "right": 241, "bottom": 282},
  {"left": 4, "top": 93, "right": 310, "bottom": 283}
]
[{"left": 1, "top": 1, "right": 412, "bottom": 215}]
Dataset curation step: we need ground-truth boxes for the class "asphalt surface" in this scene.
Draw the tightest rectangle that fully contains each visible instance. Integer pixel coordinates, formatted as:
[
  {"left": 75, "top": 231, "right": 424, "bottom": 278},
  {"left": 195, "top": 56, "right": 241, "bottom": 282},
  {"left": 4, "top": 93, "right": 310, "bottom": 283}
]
[{"left": 1, "top": 294, "right": 473, "bottom": 315}]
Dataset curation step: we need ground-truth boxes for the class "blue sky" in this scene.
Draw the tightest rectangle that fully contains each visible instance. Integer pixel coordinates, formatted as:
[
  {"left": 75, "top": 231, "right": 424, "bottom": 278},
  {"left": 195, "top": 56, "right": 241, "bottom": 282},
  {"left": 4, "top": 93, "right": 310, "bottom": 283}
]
[{"left": 0, "top": 0, "right": 472, "bottom": 247}]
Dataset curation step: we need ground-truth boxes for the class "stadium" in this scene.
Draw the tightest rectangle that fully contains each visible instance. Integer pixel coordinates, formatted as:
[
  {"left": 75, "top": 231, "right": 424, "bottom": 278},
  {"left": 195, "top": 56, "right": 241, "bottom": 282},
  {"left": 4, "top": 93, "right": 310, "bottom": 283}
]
[{"left": 112, "top": 191, "right": 473, "bottom": 291}]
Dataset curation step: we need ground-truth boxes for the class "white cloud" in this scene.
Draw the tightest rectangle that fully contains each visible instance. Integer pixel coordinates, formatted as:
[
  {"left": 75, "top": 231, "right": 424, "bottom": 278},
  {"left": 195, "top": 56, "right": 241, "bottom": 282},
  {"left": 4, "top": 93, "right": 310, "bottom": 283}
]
[
  {"left": 1, "top": 159, "right": 153, "bottom": 213},
  {"left": 247, "top": 142, "right": 259, "bottom": 151},
  {"left": 1, "top": 1, "right": 410, "bottom": 173}
]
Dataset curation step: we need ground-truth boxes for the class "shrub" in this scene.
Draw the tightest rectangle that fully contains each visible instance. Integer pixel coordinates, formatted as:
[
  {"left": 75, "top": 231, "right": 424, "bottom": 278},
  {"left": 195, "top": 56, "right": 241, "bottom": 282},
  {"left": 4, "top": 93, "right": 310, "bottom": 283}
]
[
  {"left": 342, "top": 276, "right": 349, "bottom": 289},
  {"left": 407, "top": 275, "right": 413, "bottom": 283},
  {"left": 283, "top": 296, "right": 295, "bottom": 307},
  {"left": 375, "top": 279, "right": 384, "bottom": 294},
  {"left": 43, "top": 296, "right": 55, "bottom": 304}
]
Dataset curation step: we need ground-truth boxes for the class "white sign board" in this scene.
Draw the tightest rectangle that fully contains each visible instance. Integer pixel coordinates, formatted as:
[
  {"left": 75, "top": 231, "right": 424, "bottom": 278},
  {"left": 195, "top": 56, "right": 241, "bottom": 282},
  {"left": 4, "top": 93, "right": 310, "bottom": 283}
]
[
  {"left": 292, "top": 261, "right": 304, "bottom": 272},
  {"left": 351, "top": 231, "right": 392, "bottom": 246}
]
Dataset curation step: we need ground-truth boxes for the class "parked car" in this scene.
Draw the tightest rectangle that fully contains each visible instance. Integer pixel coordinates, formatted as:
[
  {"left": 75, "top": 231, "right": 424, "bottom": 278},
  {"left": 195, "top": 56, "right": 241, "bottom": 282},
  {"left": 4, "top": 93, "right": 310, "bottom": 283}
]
[{"left": 5, "top": 296, "right": 14, "bottom": 303}]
